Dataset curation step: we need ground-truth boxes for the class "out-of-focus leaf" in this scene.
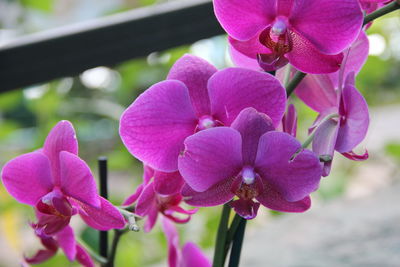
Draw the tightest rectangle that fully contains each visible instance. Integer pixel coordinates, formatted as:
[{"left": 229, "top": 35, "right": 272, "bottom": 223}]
[{"left": 21, "top": 0, "right": 53, "bottom": 12}]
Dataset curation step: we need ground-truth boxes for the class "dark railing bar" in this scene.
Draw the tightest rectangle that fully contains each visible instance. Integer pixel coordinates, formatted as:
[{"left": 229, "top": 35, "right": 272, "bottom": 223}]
[{"left": 0, "top": 0, "right": 224, "bottom": 93}]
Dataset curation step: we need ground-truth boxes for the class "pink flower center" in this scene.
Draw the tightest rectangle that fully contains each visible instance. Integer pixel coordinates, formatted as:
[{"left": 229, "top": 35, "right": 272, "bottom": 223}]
[
  {"left": 231, "top": 167, "right": 263, "bottom": 201},
  {"left": 260, "top": 17, "right": 292, "bottom": 56}
]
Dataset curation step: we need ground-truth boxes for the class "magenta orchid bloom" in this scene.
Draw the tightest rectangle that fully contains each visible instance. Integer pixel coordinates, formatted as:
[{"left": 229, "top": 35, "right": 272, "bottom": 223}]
[
  {"left": 120, "top": 54, "right": 286, "bottom": 172},
  {"left": 25, "top": 223, "right": 93, "bottom": 267},
  {"left": 178, "top": 108, "right": 322, "bottom": 219},
  {"left": 123, "top": 167, "right": 196, "bottom": 232},
  {"left": 162, "top": 218, "right": 211, "bottom": 267},
  {"left": 1, "top": 121, "right": 125, "bottom": 235},
  {"left": 293, "top": 32, "right": 370, "bottom": 176},
  {"left": 214, "top": 0, "right": 363, "bottom": 73}
]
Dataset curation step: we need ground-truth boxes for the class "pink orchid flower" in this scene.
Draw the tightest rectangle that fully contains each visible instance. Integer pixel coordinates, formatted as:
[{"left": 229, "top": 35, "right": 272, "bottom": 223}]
[
  {"left": 1, "top": 121, "right": 125, "bottom": 235},
  {"left": 360, "top": 0, "right": 393, "bottom": 13},
  {"left": 162, "top": 218, "right": 211, "bottom": 267},
  {"left": 214, "top": 0, "right": 363, "bottom": 73},
  {"left": 123, "top": 166, "right": 196, "bottom": 232},
  {"left": 293, "top": 32, "right": 370, "bottom": 176},
  {"left": 120, "top": 54, "right": 286, "bottom": 172},
  {"left": 178, "top": 108, "right": 322, "bottom": 219},
  {"left": 25, "top": 223, "right": 93, "bottom": 267}
]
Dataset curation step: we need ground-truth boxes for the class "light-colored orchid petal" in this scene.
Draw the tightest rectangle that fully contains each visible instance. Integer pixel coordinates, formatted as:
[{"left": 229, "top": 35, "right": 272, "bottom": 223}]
[
  {"left": 1, "top": 152, "right": 53, "bottom": 206},
  {"left": 59, "top": 151, "right": 100, "bottom": 208},
  {"left": 56, "top": 226, "right": 76, "bottom": 261},
  {"left": 120, "top": 80, "right": 197, "bottom": 172},
  {"left": 178, "top": 127, "right": 243, "bottom": 192},
  {"left": 43, "top": 120, "right": 78, "bottom": 186},
  {"left": 231, "top": 108, "right": 275, "bottom": 165},
  {"left": 209, "top": 68, "right": 286, "bottom": 127},
  {"left": 76, "top": 244, "right": 95, "bottom": 267},
  {"left": 287, "top": 32, "right": 344, "bottom": 74},
  {"left": 181, "top": 180, "right": 234, "bottom": 207},
  {"left": 312, "top": 116, "right": 340, "bottom": 177},
  {"left": 290, "top": 0, "right": 363, "bottom": 55},
  {"left": 257, "top": 187, "right": 311, "bottom": 213},
  {"left": 154, "top": 170, "right": 184, "bottom": 196},
  {"left": 255, "top": 132, "right": 322, "bottom": 202},
  {"left": 79, "top": 197, "right": 125, "bottom": 230},
  {"left": 295, "top": 74, "right": 337, "bottom": 112},
  {"left": 214, "top": 0, "right": 276, "bottom": 41},
  {"left": 167, "top": 54, "right": 217, "bottom": 117},
  {"left": 335, "top": 75, "right": 369, "bottom": 153},
  {"left": 181, "top": 242, "right": 211, "bottom": 267}
]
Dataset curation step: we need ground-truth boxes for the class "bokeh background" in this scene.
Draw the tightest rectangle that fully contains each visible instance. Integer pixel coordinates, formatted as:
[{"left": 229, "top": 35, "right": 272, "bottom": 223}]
[{"left": 0, "top": 0, "right": 399, "bottom": 266}]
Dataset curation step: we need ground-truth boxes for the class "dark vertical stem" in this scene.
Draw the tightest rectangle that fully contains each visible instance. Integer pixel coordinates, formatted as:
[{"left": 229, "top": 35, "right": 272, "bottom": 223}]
[
  {"left": 212, "top": 204, "right": 231, "bottom": 267},
  {"left": 106, "top": 229, "right": 126, "bottom": 267},
  {"left": 228, "top": 217, "right": 247, "bottom": 267},
  {"left": 98, "top": 157, "right": 108, "bottom": 260},
  {"left": 363, "top": 1, "right": 400, "bottom": 26},
  {"left": 286, "top": 71, "right": 306, "bottom": 97}
]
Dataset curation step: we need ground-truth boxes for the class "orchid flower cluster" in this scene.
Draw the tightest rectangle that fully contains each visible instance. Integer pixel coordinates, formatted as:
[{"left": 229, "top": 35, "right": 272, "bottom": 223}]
[{"left": 2, "top": 0, "right": 399, "bottom": 266}]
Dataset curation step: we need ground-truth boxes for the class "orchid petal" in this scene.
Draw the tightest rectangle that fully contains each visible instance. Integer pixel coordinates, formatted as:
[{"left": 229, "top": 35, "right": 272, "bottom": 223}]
[
  {"left": 43, "top": 120, "right": 78, "bottom": 185},
  {"left": 181, "top": 242, "right": 211, "bottom": 267},
  {"left": 154, "top": 170, "right": 184, "bottom": 196},
  {"left": 229, "top": 35, "right": 271, "bottom": 60},
  {"left": 230, "top": 199, "right": 260, "bottom": 219},
  {"left": 56, "top": 226, "right": 76, "bottom": 261},
  {"left": 256, "top": 186, "right": 311, "bottom": 212},
  {"left": 231, "top": 108, "right": 275, "bottom": 165},
  {"left": 120, "top": 80, "right": 197, "bottom": 172},
  {"left": 135, "top": 182, "right": 156, "bottom": 216},
  {"left": 143, "top": 205, "right": 159, "bottom": 232},
  {"left": 341, "top": 150, "right": 369, "bottom": 161},
  {"left": 161, "top": 218, "right": 180, "bottom": 267},
  {"left": 209, "top": 68, "right": 286, "bottom": 127},
  {"left": 287, "top": 32, "right": 344, "bottom": 74},
  {"left": 282, "top": 104, "right": 298, "bottom": 137},
  {"left": 76, "top": 245, "right": 95, "bottom": 267},
  {"left": 290, "top": 0, "right": 363, "bottom": 54},
  {"left": 59, "top": 151, "right": 100, "bottom": 208},
  {"left": 255, "top": 132, "right": 321, "bottom": 202},
  {"left": 213, "top": 0, "right": 276, "bottom": 41},
  {"left": 181, "top": 180, "right": 234, "bottom": 207},
  {"left": 123, "top": 184, "right": 144, "bottom": 206},
  {"left": 178, "top": 127, "right": 243, "bottom": 192},
  {"left": 167, "top": 54, "right": 216, "bottom": 117},
  {"left": 79, "top": 197, "right": 125, "bottom": 230},
  {"left": 1, "top": 152, "right": 53, "bottom": 205}
]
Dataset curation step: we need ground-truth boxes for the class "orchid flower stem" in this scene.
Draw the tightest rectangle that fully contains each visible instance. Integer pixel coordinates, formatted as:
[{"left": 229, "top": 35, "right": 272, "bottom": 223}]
[
  {"left": 286, "top": 71, "right": 306, "bottom": 97},
  {"left": 228, "top": 217, "right": 247, "bottom": 267},
  {"left": 363, "top": 1, "right": 400, "bottom": 26},
  {"left": 224, "top": 214, "right": 243, "bottom": 255},
  {"left": 105, "top": 229, "right": 129, "bottom": 267},
  {"left": 212, "top": 203, "right": 231, "bottom": 267},
  {"left": 98, "top": 157, "right": 109, "bottom": 260}
]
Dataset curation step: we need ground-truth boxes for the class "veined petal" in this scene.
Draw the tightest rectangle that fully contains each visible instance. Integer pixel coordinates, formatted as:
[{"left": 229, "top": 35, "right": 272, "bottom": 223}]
[
  {"left": 79, "top": 197, "right": 125, "bottom": 230},
  {"left": 255, "top": 132, "right": 322, "bottom": 202},
  {"left": 1, "top": 152, "right": 53, "bottom": 205},
  {"left": 213, "top": 0, "right": 276, "bottom": 41},
  {"left": 59, "top": 151, "right": 100, "bottom": 208},
  {"left": 181, "top": 180, "right": 234, "bottom": 207},
  {"left": 135, "top": 182, "right": 156, "bottom": 216},
  {"left": 167, "top": 54, "right": 216, "bottom": 117},
  {"left": 229, "top": 35, "right": 271, "bottom": 60},
  {"left": 290, "top": 0, "right": 363, "bottom": 54},
  {"left": 154, "top": 170, "right": 184, "bottom": 196},
  {"left": 287, "top": 31, "right": 343, "bottom": 74},
  {"left": 209, "top": 68, "right": 286, "bottom": 127},
  {"left": 181, "top": 242, "right": 211, "bottom": 267},
  {"left": 335, "top": 75, "right": 369, "bottom": 153},
  {"left": 295, "top": 74, "right": 337, "bottom": 112},
  {"left": 256, "top": 185, "right": 311, "bottom": 212},
  {"left": 56, "top": 226, "right": 76, "bottom": 261},
  {"left": 43, "top": 121, "right": 78, "bottom": 186},
  {"left": 231, "top": 108, "right": 275, "bottom": 165},
  {"left": 178, "top": 127, "right": 243, "bottom": 192},
  {"left": 120, "top": 80, "right": 197, "bottom": 172}
]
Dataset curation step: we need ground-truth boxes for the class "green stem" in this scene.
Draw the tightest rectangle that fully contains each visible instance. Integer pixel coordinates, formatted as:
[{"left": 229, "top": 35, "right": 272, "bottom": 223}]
[
  {"left": 286, "top": 71, "right": 306, "bottom": 97},
  {"left": 227, "top": 218, "right": 247, "bottom": 267},
  {"left": 103, "top": 229, "right": 129, "bottom": 267},
  {"left": 224, "top": 214, "right": 243, "bottom": 255},
  {"left": 212, "top": 204, "right": 232, "bottom": 267},
  {"left": 363, "top": 1, "right": 400, "bottom": 26}
]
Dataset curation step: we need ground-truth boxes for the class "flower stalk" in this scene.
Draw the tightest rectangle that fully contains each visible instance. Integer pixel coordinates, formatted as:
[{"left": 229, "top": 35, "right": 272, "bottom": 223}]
[
  {"left": 363, "top": 1, "right": 400, "bottom": 26},
  {"left": 212, "top": 204, "right": 232, "bottom": 267}
]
